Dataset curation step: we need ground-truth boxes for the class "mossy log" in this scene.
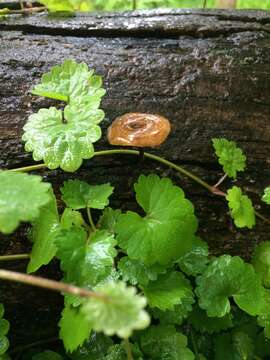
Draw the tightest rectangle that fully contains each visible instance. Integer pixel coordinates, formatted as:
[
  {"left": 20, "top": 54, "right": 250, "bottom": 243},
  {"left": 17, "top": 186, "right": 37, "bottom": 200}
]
[{"left": 0, "top": 8, "right": 270, "bottom": 346}]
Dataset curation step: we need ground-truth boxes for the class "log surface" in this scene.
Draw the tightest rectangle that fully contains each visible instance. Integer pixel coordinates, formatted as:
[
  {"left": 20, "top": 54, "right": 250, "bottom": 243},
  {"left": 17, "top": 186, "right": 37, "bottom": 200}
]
[{"left": 0, "top": 9, "right": 270, "bottom": 346}]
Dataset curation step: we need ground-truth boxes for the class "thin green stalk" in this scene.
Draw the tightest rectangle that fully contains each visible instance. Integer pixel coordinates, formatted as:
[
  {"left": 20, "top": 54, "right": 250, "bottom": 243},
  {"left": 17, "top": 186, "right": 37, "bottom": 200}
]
[
  {"left": 132, "top": 0, "right": 137, "bottom": 10},
  {"left": 124, "top": 338, "right": 134, "bottom": 360},
  {"left": 0, "top": 254, "right": 30, "bottom": 261},
  {"left": 87, "top": 207, "right": 96, "bottom": 232},
  {"left": 8, "top": 163, "right": 47, "bottom": 172}
]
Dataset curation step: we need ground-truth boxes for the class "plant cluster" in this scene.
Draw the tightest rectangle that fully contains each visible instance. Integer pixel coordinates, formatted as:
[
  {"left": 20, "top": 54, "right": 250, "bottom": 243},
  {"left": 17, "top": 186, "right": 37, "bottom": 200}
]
[{"left": 1, "top": 60, "right": 270, "bottom": 359}]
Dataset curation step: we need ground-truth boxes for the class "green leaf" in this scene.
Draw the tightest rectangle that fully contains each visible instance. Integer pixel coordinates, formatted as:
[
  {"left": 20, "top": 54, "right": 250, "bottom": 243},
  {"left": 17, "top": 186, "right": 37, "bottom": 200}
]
[
  {"left": 143, "top": 271, "right": 194, "bottom": 311},
  {"left": 61, "top": 180, "right": 114, "bottom": 209},
  {"left": 189, "top": 305, "right": 233, "bottom": 334},
  {"left": 56, "top": 228, "right": 117, "bottom": 299},
  {"left": 118, "top": 257, "right": 166, "bottom": 286},
  {"left": 233, "top": 331, "right": 255, "bottom": 360},
  {"left": 59, "top": 305, "right": 92, "bottom": 352},
  {"left": 104, "top": 343, "right": 143, "bottom": 360},
  {"left": 27, "top": 189, "right": 59, "bottom": 273},
  {"left": 61, "top": 208, "right": 85, "bottom": 229},
  {"left": 81, "top": 281, "right": 150, "bottom": 338},
  {"left": 212, "top": 138, "right": 246, "bottom": 178},
  {"left": 0, "top": 337, "right": 9, "bottom": 356},
  {"left": 196, "top": 255, "right": 264, "bottom": 317},
  {"left": 252, "top": 241, "right": 270, "bottom": 287},
  {"left": 226, "top": 186, "right": 255, "bottom": 229},
  {"left": 32, "top": 351, "right": 63, "bottom": 360},
  {"left": 69, "top": 332, "right": 113, "bottom": 359},
  {"left": 31, "top": 60, "right": 104, "bottom": 101},
  {"left": 22, "top": 106, "right": 103, "bottom": 172},
  {"left": 0, "top": 320, "right": 10, "bottom": 338},
  {"left": 262, "top": 187, "right": 270, "bottom": 205},
  {"left": 140, "top": 325, "right": 195, "bottom": 359},
  {"left": 178, "top": 237, "right": 209, "bottom": 276},
  {"left": 214, "top": 332, "right": 254, "bottom": 360},
  {"left": 116, "top": 174, "right": 198, "bottom": 265},
  {"left": 151, "top": 301, "right": 193, "bottom": 325},
  {"left": 98, "top": 207, "right": 122, "bottom": 234},
  {"left": 258, "top": 289, "right": 270, "bottom": 338},
  {"left": 0, "top": 171, "right": 51, "bottom": 234}
]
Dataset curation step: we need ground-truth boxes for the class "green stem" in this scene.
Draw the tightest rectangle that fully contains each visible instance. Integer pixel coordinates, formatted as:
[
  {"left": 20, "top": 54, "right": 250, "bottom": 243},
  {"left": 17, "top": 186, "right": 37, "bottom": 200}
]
[
  {"left": 0, "top": 254, "right": 30, "bottom": 261},
  {"left": 87, "top": 207, "right": 96, "bottom": 232},
  {"left": 124, "top": 338, "right": 134, "bottom": 360},
  {"left": 8, "top": 163, "right": 47, "bottom": 172},
  {"left": 94, "top": 150, "right": 213, "bottom": 193}
]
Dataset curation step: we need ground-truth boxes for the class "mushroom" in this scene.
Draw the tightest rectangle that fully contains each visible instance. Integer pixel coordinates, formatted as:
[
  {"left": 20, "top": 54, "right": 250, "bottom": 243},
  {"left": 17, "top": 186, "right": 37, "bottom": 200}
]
[{"left": 107, "top": 113, "right": 171, "bottom": 148}]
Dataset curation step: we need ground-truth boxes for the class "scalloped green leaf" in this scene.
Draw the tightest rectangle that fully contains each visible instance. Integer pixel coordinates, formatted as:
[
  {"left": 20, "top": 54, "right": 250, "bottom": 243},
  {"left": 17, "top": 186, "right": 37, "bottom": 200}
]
[
  {"left": 59, "top": 305, "right": 92, "bottom": 352},
  {"left": 81, "top": 281, "right": 150, "bottom": 338},
  {"left": 31, "top": 60, "right": 104, "bottom": 101},
  {"left": 0, "top": 171, "right": 51, "bottom": 234},
  {"left": 61, "top": 180, "right": 114, "bottom": 210},
  {"left": 143, "top": 271, "right": 194, "bottom": 311},
  {"left": 226, "top": 186, "right": 255, "bottom": 229},
  {"left": 27, "top": 189, "right": 59, "bottom": 273},
  {"left": 212, "top": 138, "right": 246, "bottom": 178},
  {"left": 151, "top": 300, "right": 194, "bottom": 325},
  {"left": 98, "top": 207, "right": 122, "bottom": 234},
  {"left": 196, "top": 255, "right": 264, "bottom": 317},
  {"left": 262, "top": 187, "right": 270, "bottom": 205},
  {"left": 22, "top": 106, "right": 103, "bottom": 172},
  {"left": 140, "top": 325, "right": 195, "bottom": 360},
  {"left": 252, "top": 241, "right": 270, "bottom": 287},
  {"left": 115, "top": 174, "right": 198, "bottom": 266}
]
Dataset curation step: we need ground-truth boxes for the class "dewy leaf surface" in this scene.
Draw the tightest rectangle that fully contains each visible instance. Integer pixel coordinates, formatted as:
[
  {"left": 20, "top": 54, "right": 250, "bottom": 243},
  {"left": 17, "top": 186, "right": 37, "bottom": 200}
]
[
  {"left": 61, "top": 180, "right": 114, "bottom": 209},
  {"left": 22, "top": 106, "right": 103, "bottom": 172},
  {"left": 140, "top": 325, "right": 195, "bottom": 360},
  {"left": 212, "top": 138, "right": 246, "bottom": 178},
  {"left": 226, "top": 186, "right": 255, "bottom": 229},
  {"left": 115, "top": 174, "right": 198, "bottom": 265},
  {"left": 196, "top": 255, "right": 264, "bottom": 317},
  {"left": 27, "top": 189, "right": 59, "bottom": 273},
  {"left": 143, "top": 271, "right": 194, "bottom": 311},
  {"left": 0, "top": 171, "right": 51, "bottom": 234},
  {"left": 81, "top": 281, "right": 150, "bottom": 338},
  {"left": 31, "top": 60, "right": 104, "bottom": 101}
]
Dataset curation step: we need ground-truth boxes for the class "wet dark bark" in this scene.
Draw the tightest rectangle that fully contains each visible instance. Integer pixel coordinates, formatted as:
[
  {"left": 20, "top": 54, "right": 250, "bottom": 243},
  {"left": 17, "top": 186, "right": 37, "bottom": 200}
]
[{"left": 0, "top": 8, "right": 270, "bottom": 346}]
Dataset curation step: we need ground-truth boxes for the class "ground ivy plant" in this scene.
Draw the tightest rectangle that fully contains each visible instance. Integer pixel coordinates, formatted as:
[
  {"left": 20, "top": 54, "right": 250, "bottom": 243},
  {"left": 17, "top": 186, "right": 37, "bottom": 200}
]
[{"left": 1, "top": 60, "right": 270, "bottom": 359}]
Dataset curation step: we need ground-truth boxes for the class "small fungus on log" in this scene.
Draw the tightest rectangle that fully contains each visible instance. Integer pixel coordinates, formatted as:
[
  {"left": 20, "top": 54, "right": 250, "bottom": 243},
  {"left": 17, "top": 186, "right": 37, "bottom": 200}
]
[{"left": 107, "top": 113, "right": 171, "bottom": 148}]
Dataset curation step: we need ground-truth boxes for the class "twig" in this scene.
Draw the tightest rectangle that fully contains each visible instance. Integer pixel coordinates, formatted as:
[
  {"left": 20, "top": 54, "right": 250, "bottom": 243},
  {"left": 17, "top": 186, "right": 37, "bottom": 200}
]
[
  {"left": 0, "top": 254, "right": 30, "bottom": 261},
  {"left": 0, "top": 269, "right": 107, "bottom": 300},
  {"left": 213, "top": 173, "right": 228, "bottom": 188}
]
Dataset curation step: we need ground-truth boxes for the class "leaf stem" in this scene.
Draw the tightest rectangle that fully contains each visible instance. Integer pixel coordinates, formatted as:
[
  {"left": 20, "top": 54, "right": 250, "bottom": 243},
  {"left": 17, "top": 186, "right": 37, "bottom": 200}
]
[
  {"left": 124, "top": 338, "right": 134, "bottom": 360},
  {"left": 0, "top": 269, "right": 107, "bottom": 300},
  {"left": 213, "top": 173, "right": 228, "bottom": 188},
  {"left": 8, "top": 163, "right": 47, "bottom": 172},
  {"left": 0, "top": 6, "right": 46, "bottom": 15},
  {"left": 0, "top": 254, "right": 30, "bottom": 261},
  {"left": 87, "top": 207, "right": 96, "bottom": 232}
]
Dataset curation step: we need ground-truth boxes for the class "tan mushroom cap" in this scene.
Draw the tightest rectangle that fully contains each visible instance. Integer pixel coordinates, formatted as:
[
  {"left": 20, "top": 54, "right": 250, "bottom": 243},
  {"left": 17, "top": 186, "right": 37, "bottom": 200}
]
[{"left": 107, "top": 113, "right": 171, "bottom": 147}]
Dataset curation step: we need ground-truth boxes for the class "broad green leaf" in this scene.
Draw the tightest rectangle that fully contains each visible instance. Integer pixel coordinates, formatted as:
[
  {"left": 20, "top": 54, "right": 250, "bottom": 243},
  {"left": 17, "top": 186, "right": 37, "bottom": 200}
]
[
  {"left": 214, "top": 332, "right": 254, "bottom": 360},
  {"left": 59, "top": 305, "right": 92, "bottom": 352},
  {"left": 115, "top": 174, "right": 198, "bottom": 265},
  {"left": 31, "top": 60, "right": 104, "bottom": 101},
  {"left": 0, "top": 320, "right": 9, "bottom": 337},
  {"left": 233, "top": 331, "right": 254, "bottom": 360},
  {"left": 189, "top": 305, "right": 233, "bottom": 334},
  {"left": 226, "top": 186, "right": 255, "bottom": 229},
  {"left": 0, "top": 337, "right": 9, "bottom": 356},
  {"left": 214, "top": 334, "right": 237, "bottom": 360},
  {"left": 0, "top": 171, "right": 51, "bottom": 234},
  {"left": 22, "top": 106, "right": 103, "bottom": 172},
  {"left": 98, "top": 207, "right": 122, "bottom": 234},
  {"left": 178, "top": 237, "right": 209, "bottom": 276},
  {"left": 212, "top": 138, "right": 246, "bottom": 178},
  {"left": 56, "top": 228, "right": 117, "bottom": 305},
  {"left": 140, "top": 325, "right": 195, "bottom": 359},
  {"left": 255, "top": 331, "right": 270, "bottom": 358},
  {"left": 104, "top": 343, "right": 143, "bottom": 360},
  {"left": 61, "top": 208, "right": 85, "bottom": 229},
  {"left": 258, "top": 289, "right": 270, "bottom": 338},
  {"left": 118, "top": 257, "right": 166, "bottom": 286},
  {"left": 27, "top": 189, "right": 59, "bottom": 273},
  {"left": 143, "top": 271, "right": 194, "bottom": 311},
  {"left": 81, "top": 281, "right": 150, "bottom": 338},
  {"left": 32, "top": 351, "right": 63, "bottom": 360},
  {"left": 262, "top": 187, "right": 270, "bottom": 205},
  {"left": 61, "top": 180, "right": 114, "bottom": 209},
  {"left": 69, "top": 332, "right": 113, "bottom": 359},
  {"left": 196, "top": 255, "right": 264, "bottom": 317},
  {"left": 252, "top": 241, "right": 270, "bottom": 287},
  {"left": 151, "top": 301, "right": 193, "bottom": 325}
]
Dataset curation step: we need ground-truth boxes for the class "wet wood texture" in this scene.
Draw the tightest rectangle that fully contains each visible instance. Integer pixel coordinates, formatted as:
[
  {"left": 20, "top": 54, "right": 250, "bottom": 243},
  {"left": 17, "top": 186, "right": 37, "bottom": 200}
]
[{"left": 0, "top": 8, "right": 270, "bottom": 346}]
